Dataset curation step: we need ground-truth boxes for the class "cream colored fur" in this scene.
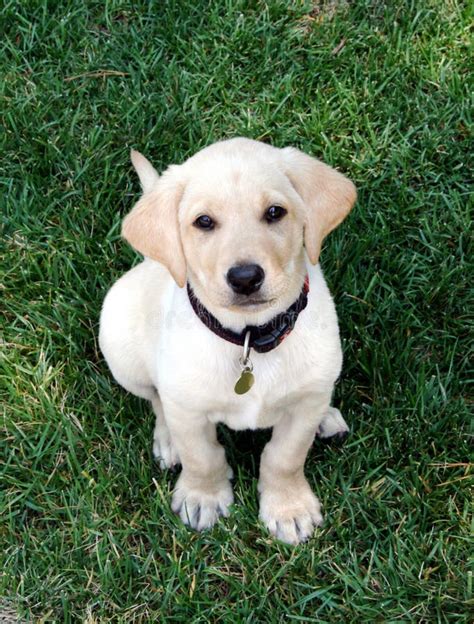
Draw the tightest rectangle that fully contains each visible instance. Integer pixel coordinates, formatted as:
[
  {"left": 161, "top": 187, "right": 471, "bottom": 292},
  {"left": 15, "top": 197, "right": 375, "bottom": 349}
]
[{"left": 99, "top": 138, "right": 356, "bottom": 544}]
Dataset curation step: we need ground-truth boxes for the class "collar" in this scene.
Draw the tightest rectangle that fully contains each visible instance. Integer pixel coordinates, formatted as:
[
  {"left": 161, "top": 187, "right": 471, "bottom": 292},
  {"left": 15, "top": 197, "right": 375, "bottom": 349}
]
[{"left": 187, "top": 276, "right": 309, "bottom": 354}]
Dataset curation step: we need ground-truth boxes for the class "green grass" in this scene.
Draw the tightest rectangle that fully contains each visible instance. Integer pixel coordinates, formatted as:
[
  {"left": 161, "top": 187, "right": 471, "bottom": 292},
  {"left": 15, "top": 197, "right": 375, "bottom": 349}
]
[{"left": 1, "top": 0, "right": 472, "bottom": 621}]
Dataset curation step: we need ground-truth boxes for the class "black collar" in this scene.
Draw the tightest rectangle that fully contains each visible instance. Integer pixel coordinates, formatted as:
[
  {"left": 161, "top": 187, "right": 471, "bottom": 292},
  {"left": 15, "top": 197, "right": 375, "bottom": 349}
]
[{"left": 187, "top": 277, "right": 309, "bottom": 354}]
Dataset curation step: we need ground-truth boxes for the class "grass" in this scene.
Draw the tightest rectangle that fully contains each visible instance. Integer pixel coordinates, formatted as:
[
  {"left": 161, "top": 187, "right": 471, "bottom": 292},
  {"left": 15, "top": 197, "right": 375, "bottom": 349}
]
[{"left": 1, "top": 0, "right": 472, "bottom": 621}]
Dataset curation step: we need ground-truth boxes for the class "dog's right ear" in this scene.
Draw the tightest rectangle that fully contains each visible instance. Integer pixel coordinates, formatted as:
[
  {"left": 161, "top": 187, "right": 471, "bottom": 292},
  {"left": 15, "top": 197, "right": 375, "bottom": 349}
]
[
  {"left": 130, "top": 149, "right": 160, "bottom": 193},
  {"left": 122, "top": 155, "right": 186, "bottom": 287}
]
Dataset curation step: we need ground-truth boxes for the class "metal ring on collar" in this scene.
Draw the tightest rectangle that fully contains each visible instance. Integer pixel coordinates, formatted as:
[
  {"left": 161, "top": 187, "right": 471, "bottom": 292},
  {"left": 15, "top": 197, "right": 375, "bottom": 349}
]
[{"left": 238, "top": 330, "right": 253, "bottom": 370}]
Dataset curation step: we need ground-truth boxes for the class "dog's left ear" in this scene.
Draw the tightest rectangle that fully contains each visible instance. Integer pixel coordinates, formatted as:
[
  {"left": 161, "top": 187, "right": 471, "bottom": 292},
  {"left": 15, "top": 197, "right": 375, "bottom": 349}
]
[{"left": 281, "top": 147, "right": 357, "bottom": 264}]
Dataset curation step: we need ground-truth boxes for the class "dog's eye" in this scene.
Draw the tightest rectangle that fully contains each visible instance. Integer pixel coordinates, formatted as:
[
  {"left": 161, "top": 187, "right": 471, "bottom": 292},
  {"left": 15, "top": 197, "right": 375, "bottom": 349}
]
[
  {"left": 194, "top": 215, "right": 215, "bottom": 230},
  {"left": 265, "top": 205, "right": 287, "bottom": 223}
]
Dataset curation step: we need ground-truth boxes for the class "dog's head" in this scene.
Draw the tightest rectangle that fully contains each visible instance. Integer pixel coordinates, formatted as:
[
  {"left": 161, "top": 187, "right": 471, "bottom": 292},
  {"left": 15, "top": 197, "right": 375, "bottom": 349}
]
[{"left": 123, "top": 138, "right": 356, "bottom": 324}]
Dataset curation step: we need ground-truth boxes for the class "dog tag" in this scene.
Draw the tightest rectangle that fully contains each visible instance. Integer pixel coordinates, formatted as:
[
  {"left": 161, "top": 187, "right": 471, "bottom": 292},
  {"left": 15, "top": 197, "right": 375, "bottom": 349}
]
[
  {"left": 234, "top": 368, "right": 255, "bottom": 395},
  {"left": 235, "top": 330, "right": 254, "bottom": 395}
]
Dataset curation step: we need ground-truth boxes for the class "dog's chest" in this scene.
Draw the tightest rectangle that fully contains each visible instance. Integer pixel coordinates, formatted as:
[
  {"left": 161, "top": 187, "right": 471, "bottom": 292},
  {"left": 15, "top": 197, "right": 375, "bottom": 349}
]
[
  {"left": 170, "top": 355, "right": 310, "bottom": 429},
  {"left": 158, "top": 315, "right": 339, "bottom": 430}
]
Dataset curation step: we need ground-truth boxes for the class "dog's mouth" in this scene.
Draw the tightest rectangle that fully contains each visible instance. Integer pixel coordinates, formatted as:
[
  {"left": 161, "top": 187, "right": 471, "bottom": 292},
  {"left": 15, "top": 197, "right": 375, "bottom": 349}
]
[{"left": 228, "top": 296, "right": 274, "bottom": 310}]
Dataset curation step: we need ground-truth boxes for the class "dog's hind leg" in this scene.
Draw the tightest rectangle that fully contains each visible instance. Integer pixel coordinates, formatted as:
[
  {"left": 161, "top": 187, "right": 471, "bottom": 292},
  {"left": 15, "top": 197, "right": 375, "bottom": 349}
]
[
  {"left": 151, "top": 395, "right": 181, "bottom": 470},
  {"left": 316, "top": 407, "right": 349, "bottom": 443}
]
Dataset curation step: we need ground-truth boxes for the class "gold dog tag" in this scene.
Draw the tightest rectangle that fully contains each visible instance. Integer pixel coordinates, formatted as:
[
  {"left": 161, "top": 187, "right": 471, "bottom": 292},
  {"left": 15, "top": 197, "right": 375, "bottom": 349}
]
[
  {"left": 235, "top": 330, "right": 254, "bottom": 395},
  {"left": 234, "top": 368, "right": 255, "bottom": 395}
]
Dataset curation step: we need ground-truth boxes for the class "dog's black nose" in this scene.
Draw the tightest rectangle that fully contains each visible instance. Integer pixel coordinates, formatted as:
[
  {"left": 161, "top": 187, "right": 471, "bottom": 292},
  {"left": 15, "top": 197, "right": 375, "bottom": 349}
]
[{"left": 226, "top": 264, "right": 265, "bottom": 296}]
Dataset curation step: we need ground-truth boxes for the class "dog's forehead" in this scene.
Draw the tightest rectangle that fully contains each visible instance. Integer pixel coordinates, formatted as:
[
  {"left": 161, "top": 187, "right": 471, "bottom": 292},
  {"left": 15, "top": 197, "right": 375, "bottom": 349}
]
[
  {"left": 181, "top": 144, "right": 289, "bottom": 206},
  {"left": 187, "top": 137, "right": 278, "bottom": 163}
]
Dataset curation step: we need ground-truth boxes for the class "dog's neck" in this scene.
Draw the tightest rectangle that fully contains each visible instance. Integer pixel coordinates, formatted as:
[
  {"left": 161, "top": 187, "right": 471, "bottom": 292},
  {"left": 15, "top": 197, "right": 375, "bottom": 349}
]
[{"left": 186, "top": 276, "right": 310, "bottom": 354}]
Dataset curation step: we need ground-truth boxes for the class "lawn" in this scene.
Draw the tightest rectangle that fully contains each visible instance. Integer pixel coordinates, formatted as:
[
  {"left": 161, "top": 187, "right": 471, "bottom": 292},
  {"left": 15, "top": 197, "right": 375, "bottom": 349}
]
[{"left": 1, "top": 0, "right": 472, "bottom": 621}]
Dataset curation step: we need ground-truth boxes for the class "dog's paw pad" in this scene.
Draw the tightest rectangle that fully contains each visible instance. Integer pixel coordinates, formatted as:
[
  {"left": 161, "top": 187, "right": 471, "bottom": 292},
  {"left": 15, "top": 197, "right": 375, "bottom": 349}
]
[{"left": 320, "top": 429, "right": 349, "bottom": 445}]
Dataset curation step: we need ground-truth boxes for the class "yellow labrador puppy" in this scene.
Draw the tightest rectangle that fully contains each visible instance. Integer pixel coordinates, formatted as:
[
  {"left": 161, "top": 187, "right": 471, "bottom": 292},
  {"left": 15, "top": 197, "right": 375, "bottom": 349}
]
[{"left": 99, "top": 138, "right": 356, "bottom": 544}]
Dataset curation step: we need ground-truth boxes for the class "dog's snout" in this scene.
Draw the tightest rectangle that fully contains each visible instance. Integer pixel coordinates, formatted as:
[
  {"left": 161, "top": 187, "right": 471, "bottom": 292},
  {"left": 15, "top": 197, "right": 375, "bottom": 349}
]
[{"left": 226, "top": 264, "right": 265, "bottom": 296}]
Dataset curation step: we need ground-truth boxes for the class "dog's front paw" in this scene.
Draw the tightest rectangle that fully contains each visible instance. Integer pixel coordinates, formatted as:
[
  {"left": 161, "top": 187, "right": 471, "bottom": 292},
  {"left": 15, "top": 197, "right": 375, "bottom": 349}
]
[
  {"left": 171, "top": 474, "right": 233, "bottom": 531},
  {"left": 259, "top": 478, "right": 323, "bottom": 545}
]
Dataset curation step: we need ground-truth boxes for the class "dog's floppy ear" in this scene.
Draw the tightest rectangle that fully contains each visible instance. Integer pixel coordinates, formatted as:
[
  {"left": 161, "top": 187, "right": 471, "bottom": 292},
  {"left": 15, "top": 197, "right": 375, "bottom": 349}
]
[
  {"left": 281, "top": 147, "right": 356, "bottom": 264},
  {"left": 122, "top": 155, "right": 186, "bottom": 287}
]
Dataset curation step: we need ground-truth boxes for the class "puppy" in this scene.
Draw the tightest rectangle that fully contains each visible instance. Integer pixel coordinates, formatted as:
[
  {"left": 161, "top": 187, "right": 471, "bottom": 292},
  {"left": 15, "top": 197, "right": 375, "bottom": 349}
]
[{"left": 99, "top": 138, "right": 356, "bottom": 544}]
